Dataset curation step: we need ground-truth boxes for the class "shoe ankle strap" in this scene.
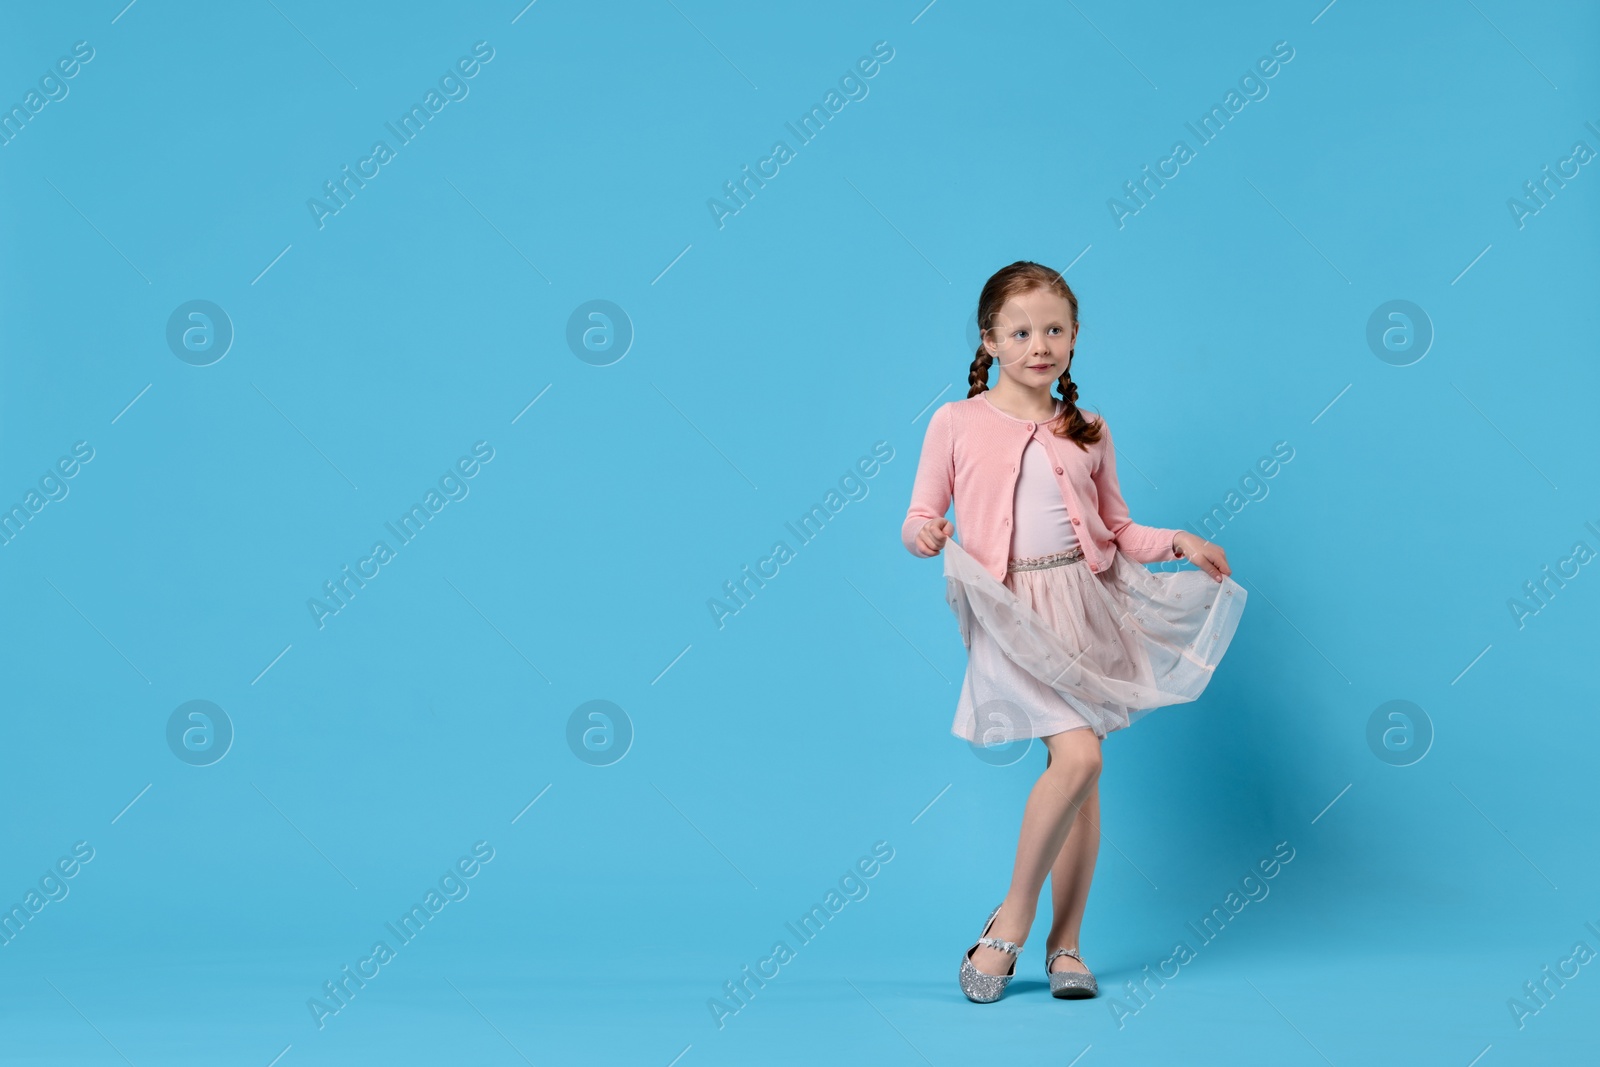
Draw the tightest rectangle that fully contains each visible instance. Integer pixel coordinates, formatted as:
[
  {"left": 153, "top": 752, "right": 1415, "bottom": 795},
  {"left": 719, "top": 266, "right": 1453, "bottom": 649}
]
[
  {"left": 977, "top": 936, "right": 1021, "bottom": 957},
  {"left": 1047, "top": 948, "right": 1083, "bottom": 964}
]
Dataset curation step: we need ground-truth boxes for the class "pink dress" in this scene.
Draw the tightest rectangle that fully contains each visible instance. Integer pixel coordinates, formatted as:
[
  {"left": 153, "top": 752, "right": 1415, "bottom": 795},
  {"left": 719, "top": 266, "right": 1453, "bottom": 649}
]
[{"left": 945, "top": 400, "right": 1246, "bottom": 746}]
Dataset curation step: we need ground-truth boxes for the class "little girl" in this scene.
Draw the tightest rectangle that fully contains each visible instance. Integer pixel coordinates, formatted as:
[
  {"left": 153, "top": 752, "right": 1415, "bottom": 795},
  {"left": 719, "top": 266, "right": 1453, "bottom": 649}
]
[{"left": 901, "top": 261, "right": 1248, "bottom": 1004}]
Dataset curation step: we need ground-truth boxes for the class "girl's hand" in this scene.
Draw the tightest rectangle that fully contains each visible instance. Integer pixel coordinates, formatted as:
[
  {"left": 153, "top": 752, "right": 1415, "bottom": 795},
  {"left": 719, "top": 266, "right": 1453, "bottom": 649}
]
[
  {"left": 1175, "top": 531, "right": 1231, "bottom": 582},
  {"left": 917, "top": 518, "right": 954, "bottom": 556}
]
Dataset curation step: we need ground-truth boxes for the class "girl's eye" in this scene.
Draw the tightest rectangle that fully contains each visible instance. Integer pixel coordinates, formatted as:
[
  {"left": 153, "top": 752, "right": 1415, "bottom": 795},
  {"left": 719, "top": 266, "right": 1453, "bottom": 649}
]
[{"left": 1012, "top": 330, "right": 1027, "bottom": 340}]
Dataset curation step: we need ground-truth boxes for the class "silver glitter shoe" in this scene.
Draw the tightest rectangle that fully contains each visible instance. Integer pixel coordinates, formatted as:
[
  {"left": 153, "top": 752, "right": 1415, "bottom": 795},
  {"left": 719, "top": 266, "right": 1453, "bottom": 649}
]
[
  {"left": 1046, "top": 947, "right": 1098, "bottom": 999},
  {"left": 958, "top": 904, "right": 1022, "bottom": 1003}
]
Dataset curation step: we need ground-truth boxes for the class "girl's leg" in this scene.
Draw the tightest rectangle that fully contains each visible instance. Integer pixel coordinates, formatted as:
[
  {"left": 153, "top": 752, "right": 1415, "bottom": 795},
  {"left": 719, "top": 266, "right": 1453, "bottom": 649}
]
[
  {"left": 1044, "top": 778, "right": 1100, "bottom": 975},
  {"left": 968, "top": 727, "right": 1102, "bottom": 976}
]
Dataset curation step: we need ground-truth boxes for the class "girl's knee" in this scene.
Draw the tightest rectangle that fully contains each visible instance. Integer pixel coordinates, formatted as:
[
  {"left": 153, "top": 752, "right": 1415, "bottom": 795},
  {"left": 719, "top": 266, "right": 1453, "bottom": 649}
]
[{"left": 1044, "top": 729, "right": 1102, "bottom": 777}]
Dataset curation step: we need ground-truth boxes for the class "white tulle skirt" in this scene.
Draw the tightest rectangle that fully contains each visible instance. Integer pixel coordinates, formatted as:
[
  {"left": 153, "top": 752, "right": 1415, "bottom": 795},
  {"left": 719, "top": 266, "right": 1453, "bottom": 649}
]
[{"left": 943, "top": 538, "right": 1247, "bottom": 744}]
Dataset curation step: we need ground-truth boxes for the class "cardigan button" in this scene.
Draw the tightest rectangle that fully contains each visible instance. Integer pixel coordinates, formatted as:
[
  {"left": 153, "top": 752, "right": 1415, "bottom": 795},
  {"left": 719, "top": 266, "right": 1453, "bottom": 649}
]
[
  {"left": 1071, "top": 517, "right": 1080, "bottom": 525},
  {"left": 1055, "top": 467, "right": 1063, "bottom": 474}
]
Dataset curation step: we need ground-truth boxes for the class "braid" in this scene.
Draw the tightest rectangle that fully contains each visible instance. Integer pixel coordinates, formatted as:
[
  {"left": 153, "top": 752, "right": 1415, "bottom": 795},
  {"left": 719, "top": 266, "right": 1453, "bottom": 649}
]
[
  {"left": 1050, "top": 347, "right": 1104, "bottom": 449},
  {"left": 1054, "top": 357, "right": 1079, "bottom": 409},
  {"left": 966, "top": 344, "right": 994, "bottom": 398},
  {"left": 967, "top": 262, "right": 1101, "bottom": 449}
]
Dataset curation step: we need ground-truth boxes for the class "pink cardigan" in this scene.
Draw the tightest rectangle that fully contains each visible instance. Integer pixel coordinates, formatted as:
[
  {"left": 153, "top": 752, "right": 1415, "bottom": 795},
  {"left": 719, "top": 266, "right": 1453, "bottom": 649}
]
[{"left": 901, "top": 394, "right": 1182, "bottom": 582}]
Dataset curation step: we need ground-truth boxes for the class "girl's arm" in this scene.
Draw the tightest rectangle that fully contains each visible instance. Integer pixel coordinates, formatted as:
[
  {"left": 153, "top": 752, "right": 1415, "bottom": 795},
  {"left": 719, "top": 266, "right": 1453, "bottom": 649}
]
[
  {"left": 1091, "top": 417, "right": 1184, "bottom": 564},
  {"left": 901, "top": 404, "right": 954, "bottom": 556}
]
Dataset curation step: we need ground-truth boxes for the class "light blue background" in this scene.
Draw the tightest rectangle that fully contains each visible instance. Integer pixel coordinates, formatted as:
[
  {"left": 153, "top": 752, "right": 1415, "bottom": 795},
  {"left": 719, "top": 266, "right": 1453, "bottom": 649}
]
[{"left": 2, "top": 1, "right": 1597, "bottom": 1064}]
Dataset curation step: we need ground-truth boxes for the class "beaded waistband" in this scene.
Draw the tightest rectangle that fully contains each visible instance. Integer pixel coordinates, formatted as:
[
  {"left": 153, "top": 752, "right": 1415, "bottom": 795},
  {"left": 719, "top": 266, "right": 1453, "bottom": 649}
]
[{"left": 1007, "top": 546, "right": 1086, "bottom": 572}]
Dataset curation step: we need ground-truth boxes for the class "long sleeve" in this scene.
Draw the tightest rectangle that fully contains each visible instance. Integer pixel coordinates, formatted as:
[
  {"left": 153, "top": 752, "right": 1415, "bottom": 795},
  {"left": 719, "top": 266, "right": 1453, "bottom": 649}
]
[
  {"left": 901, "top": 403, "right": 954, "bottom": 557},
  {"left": 1092, "top": 418, "right": 1181, "bottom": 564}
]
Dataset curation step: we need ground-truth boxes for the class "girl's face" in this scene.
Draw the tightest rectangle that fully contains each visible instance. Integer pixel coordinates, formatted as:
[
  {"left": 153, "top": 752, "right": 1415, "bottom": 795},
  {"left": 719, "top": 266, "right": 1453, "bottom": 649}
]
[{"left": 982, "top": 287, "right": 1078, "bottom": 388}]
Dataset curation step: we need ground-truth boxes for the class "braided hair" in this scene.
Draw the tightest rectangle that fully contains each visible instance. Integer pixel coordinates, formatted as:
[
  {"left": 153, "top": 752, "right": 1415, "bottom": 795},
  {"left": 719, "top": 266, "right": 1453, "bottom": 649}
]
[{"left": 966, "top": 261, "right": 1104, "bottom": 451}]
